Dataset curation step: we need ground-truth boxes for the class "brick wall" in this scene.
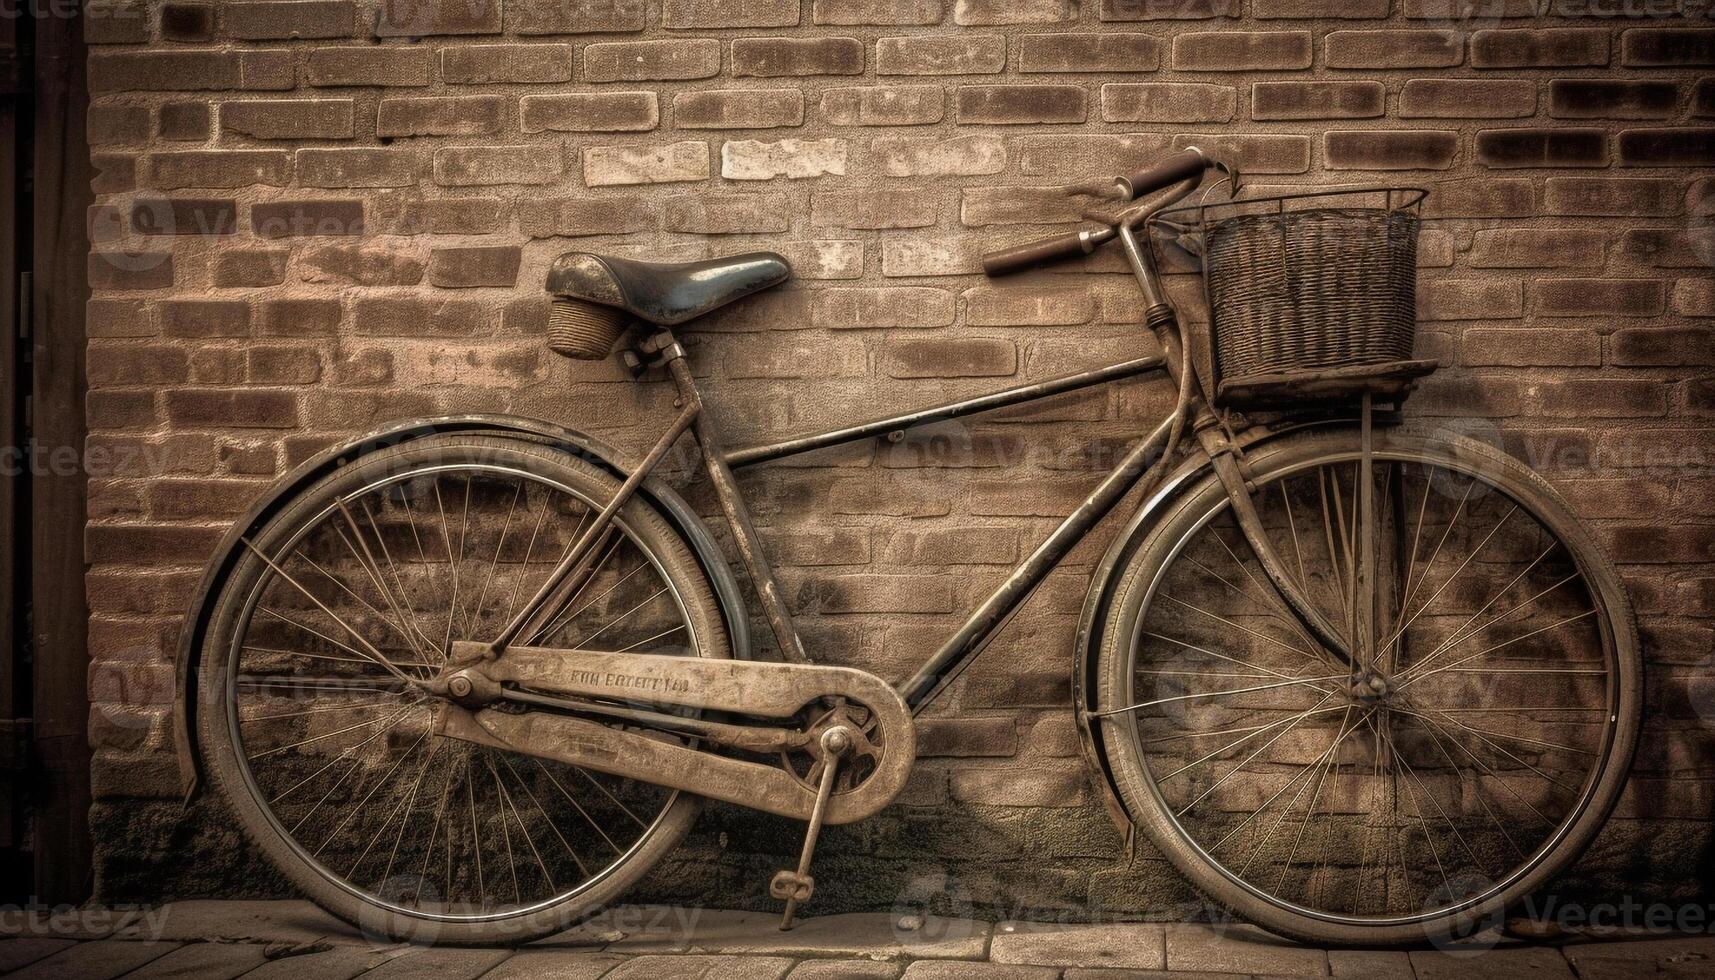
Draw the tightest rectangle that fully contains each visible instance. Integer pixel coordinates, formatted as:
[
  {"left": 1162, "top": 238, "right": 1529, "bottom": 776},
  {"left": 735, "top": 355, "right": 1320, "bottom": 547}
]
[{"left": 84, "top": 0, "right": 1713, "bottom": 914}]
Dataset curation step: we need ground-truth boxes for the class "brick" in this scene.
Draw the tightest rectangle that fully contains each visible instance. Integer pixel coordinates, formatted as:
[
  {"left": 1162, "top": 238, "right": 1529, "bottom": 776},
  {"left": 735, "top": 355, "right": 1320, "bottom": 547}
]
[
  {"left": 1470, "top": 228, "right": 1608, "bottom": 269},
  {"left": 1020, "top": 33, "right": 1160, "bottom": 73},
  {"left": 378, "top": 96, "right": 505, "bottom": 137},
  {"left": 1475, "top": 128, "right": 1609, "bottom": 169},
  {"left": 961, "top": 0, "right": 1079, "bottom": 24},
  {"left": 813, "top": 287, "right": 953, "bottom": 327},
  {"left": 877, "top": 34, "right": 1006, "bottom": 75},
  {"left": 1018, "top": 134, "right": 1169, "bottom": 177},
  {"left": 916, "top": 717, "right": 1018, "bottom": 757},
  {"left": 1673, "top": 279, "right": 1715, "bottom": 317},
  {"left": 353, "top": 297, "right": 493, "bottom": 337},
  {"left": 812, "top": 1, "right": 943, "bottom": 25},
  {"left": 222, "top": 99, "right": 355, "bottom": 140},
  {"left": 296, "top": 148, "right": 420, "bottom": 187},
  {"left": 664, "top": 0, "right": 799, "bottom": 28},
  {"left": 225, "top": 1, "right": 356, "bottom": 40},
  {"left": 1417, "top": 279, "right": 1522, "bottom": 321},
  {"left": 1254, "top": 0, "right": 1387, "bottom": 15},
  {"left": 160, "top": 300, "right": 251, "bottom": 339},
  {"left": 166, "top": 389, "right": 298, "bottom": 428},
  {"left": 88, "top": 105, "right": 151, "bottom": 145},
  {"left": 92, "top": 154, "right": 137, "bottom": 195},
  {"left": 521, "top": 93, "right": 657, "bottom": 133},
  {"left": 1471, "top": 29, "right": 1608, "bottom": 68},
  {"left": 157, "top": 103, "right": 211, "bottom": 141},
  {"left": 665, "top": 193, "right": 791, "bottom": 234},
  {"left": 583, "top": 141, "right": 710, "bottom": 186},
  {"left": 951, "top": 766, "right": 1085, "bottom": 806},
  {"left": 674, "top": 89, "right": 802, "bottom": 130},
  {"left": 1326, "top": 30, "right": 1462, "bottom": 69},
  {"left": 148, "top": 150, "right": 290, "bottom": 189},
  {"left": 734, "top": 37, "right": 865, "bottom": 76},
  {"left": 1618, "top": 228, "right": 1713, "bottom": 269},
  {"left": 305, "top": 46, "right": 431, "bottom": 87},
  {"left": 1546, "top": 177, "right": 1682, "bottom": 217},
  {"left": 246, "top": 345, "right": 322, "bottom": 385},
  {"left": 159, "top": 3, "right": 215, "bottom": 42},
  {"left": 822, "top": 85, "right": 943, "bottom": 125},
  {"left": 1463, "top": 328, "right": 1601, "bottom": 367},
  {"left": 213, "top": 249, "right": 288, "bottom": 287},
  {"left": 965, "top": 286, "right": 1093, "bottom": 326},
  {"left": 961, "top": 186, "right": 1087, "bottom": 226},
  {"left": 885, "top": 338, "right": 1017, "bottom": 378},
  {"left": 517, "top": 196, "right": 659, "bottom": 237},
  {"left": 1622, "top": 28, "right": 1715, "bottom": 67},
  {"left": 436, "top": 145, "right": 567, "bottom": 186},
  {"left": 583, "top": 40, "right": 720, "bottom": 82},
  {"left": 722, "top": 139, "right": 847, "bottom": 179},
  {"left": 815, "top": 189, "right": 940, "bottom": 229},
  {"left": 1550, "top": 80, "right": 1677, "bottom": 120},
  {"left": 91, "top": 50, "right": 294, "bottom": 92},
  {"left": 1619, "top": 129, "right": 1715, "bottom": 167},
  {"left": 1696, "top": 78, "right": 1714, "bottom": 118},
  {"left": 1401, "top": 0, "right": 1541, "bottom": 15},
  {"left": 873, "top": 135, "right": 1006, "bottom": 177},
  {"left": 955, "top": 85, "right": 1086, "bottom": 125},
  {"left": 1612, "top": 327, "right": 1715, "bottom": 365},
  {"left": 299, "top": 243, "right": 425, "bottom": 285},
  {"left": 1535, "top": 278, "right": 1666, "bottom": 317},
  {"left": 258, "top": 298, "right": 341, "bottom": 336},
  {"left": 1175, "top": 31, "right": 1311, "bottom": 71},
  {"left": 130, "top": 198, "right": 237, "bottom": 236},
  {"left": 1097, "top": 0, "right": 1234, "bottom": 19},
  {"left": 1172, "top": 133, "right": 1310, "bottom": 173},
  {"left": 429, "top": 246, "right": 523, "bottom": 288},
  {"left": 1400, "top": 79, "right": 1535, "bottom": 119},
  {"left": 89, "top": 253, "right": 174, "bottom": 291},
  {"left": 442, "top": 44, "right": 574, "bottom": 84},
  {"left": 761, "top": 527, "right": 870, "bottom": 566},
  {"left": 252, "top": 199, "right": 366, "bottom": 238},
  {"left": 799, "top": 573, "right": 955, "bottom": 613},
  {"left": 508, "top": 0, "right": 647, "bottom": 34},
  {"left": 1252, "top": 81, "right": 1384, "bottom": 121},
  {"left": 375, "top": 1, "right": 502, "bottom": 36},
  {"left": 85, "top": 0, "right": 151, "bottom": 44},
  {"left": 1101, "top": 83, "right": 1233, "bottom": 124},
  {"left": 88, "top": 345, "right": 189, "bottom": 386}
]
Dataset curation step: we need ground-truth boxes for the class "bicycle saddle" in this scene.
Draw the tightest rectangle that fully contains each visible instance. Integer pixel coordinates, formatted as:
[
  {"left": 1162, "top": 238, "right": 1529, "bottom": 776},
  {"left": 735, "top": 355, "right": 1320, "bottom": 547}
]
[{"left": 546, "top": 251, "right": 792, "bottom": 327}]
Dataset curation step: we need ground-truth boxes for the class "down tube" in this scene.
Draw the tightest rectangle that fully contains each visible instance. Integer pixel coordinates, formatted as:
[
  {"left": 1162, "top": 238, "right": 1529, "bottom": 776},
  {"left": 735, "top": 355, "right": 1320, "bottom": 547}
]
[{"left": 899, "top": 412, "right": 1178, "bottom": 712}]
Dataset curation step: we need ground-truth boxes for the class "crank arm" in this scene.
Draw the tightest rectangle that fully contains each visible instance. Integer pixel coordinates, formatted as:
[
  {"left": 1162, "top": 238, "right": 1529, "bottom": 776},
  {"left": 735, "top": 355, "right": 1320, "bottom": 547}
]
[{"left": 497, "top": 686, "right": 812, "bottom": 754}]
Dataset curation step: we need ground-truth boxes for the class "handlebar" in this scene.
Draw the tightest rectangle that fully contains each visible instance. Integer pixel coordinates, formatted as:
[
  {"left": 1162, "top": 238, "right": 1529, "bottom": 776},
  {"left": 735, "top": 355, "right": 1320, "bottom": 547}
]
[{"left": 981, "top": 148, "right": 1221, "bottom": 278}]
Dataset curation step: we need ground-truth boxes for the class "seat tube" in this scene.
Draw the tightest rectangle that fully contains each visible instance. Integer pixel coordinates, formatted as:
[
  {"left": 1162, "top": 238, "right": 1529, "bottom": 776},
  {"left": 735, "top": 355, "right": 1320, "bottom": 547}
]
[{"left": 667, "top": 358, "right": 811, "bottom": 665}]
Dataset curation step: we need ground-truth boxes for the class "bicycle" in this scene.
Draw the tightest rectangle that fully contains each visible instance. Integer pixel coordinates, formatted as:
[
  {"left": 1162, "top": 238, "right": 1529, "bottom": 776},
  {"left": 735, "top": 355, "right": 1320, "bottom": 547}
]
[{"left": 174, "top": 149, "right": 1641, "bottom": 947}]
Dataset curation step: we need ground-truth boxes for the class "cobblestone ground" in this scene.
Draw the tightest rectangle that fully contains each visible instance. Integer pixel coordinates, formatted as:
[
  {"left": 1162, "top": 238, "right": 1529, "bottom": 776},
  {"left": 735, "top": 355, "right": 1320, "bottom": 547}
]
[{"left": 4, "top": 902, "right": 1713, "bottom": 979}]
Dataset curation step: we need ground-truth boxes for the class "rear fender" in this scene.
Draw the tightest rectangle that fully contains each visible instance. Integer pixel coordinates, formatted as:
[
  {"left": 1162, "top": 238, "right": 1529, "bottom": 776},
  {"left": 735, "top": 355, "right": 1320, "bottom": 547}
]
[{"left": 171, "top": 415, "right": 751, "bottom": 800}]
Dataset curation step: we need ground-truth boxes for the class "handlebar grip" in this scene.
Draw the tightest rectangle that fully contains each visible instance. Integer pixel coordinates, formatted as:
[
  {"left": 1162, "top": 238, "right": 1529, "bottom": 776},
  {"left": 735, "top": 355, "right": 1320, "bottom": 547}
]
[
  {"left": 1122, "top": 148, "right": 1212, "bottom": 199},
  {"left": 981, "top": 231, "right": 1094, "bottom": 277}
]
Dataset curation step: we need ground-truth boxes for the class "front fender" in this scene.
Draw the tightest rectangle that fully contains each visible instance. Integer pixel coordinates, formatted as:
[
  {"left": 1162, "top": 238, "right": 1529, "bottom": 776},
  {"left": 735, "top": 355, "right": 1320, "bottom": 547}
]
[
  {"left": 171, "top": 414, "right": 751, "bottom": 801},
  {"left": 1072, "top": 417, "right": 1355, "bottom": 841}
]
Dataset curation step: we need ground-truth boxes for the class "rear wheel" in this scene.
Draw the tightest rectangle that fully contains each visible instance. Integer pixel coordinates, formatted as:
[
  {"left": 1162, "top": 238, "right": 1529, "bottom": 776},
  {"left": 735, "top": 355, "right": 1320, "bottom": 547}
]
[
  {"left": 1095, "top": 426, "right": 1640, "bottom": 946},
  {"left": 198, "top": 434, "right": 730, "bottom": 945}
]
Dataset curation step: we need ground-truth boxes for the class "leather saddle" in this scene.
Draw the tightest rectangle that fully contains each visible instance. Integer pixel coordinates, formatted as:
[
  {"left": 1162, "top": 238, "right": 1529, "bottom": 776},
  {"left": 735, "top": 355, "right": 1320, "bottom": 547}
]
[{"left": 546, "top": 251, "right": 792, "bottom": 327}]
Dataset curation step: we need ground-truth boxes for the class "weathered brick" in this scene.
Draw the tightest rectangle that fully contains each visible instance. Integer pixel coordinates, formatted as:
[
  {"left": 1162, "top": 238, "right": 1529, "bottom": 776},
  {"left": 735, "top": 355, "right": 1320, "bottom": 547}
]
[
  {"left": 88, "top": 344, "right": 189, "bottom": 386},
  {"left": 1175, "top": 31, "right": 1312, "bottom": 71},
  {"left": 734, "top": 37, "right": 865, "bottom": 76},
  {"left": 222, "top": 99, "right": 356, "bottom": 140},
  {"left": 436, "top": 145, "right": 568, "bottom": 186},
  {"left": 821, "top": 85, "right": 944, "bottom": 125},
  {"left": 963, "top": 0, "right": 1079, "bottom": 24},
  {"left": 299, "top": 243, "right": 426, "bottom": 285},
  {"left": 252, "top": 199, "right": 366, "bottom": 238},
  {"left": 664, "top": 0, "right": 799, "bottom": 28},
  {"left": 130, "top": 198, "right": 237, "bottom": 236},
  {"left": 1173, "top": 133, "right": 1311, "bottom": 173},
  {"left": 1475, "top": 128, "right": 1609, "bottom": 169},
  {"left": 508, "top": 0, "right": 647, "bottom": 34},
  {"left": 876, "top": 34, "right": 1006, "bottom": 75},
  {"left": 665, "top": 193, "right": 792, "bottom": 234},
  {"left": 1019, "top": 33, "right": 1160, "bottom": 73},
  {"left": 1619, "top": 129, "right": 1715, "bottom": 167},
  {"left": 213, "top": 249, "right": 288, "bottom": 287},
  {"left": 814, "top": 188, "right": 940, "bottom": 230},
  {"left": 160, "top": 300, "right": 251, "bottom": 339},
  {"left": 1417, "top": 279, "right": 1523, "bottom": 320},
  {"left": 1252, "top": 81, "right": 1384, "bottom": 121},
  {"left": 1618, "top": 228, "right": 1713, "bottom": 269},
  {"left": 813, "top": 286, "right": 953, "bottom": 327},
  {"left": 1470, "top": 228, "right": 1609, "bottom": 269},
  {"left": 1463, "top": 327, "right": 1601, "bottom": 367},
  {"left": 296, "top": 148, "right": 421, "bottom": 187},
  {"left": 722, "top": 139, "right": 848, "bottom": 179},
  {"left": 583, "top": 40, "right": 721, "bottom": 82},
  {"left": 158, "top": 3, "right": 214, "bottom": 42},
  {"left": 1017, "top": 133, "right": 1169, "bottom": 177},
  {"left": 90, "top": 50, "right": 295, "bottom": 92},
  {"left": 961, "top": 185, "right": 1088, "bottom": 226},
  {"left": 1550, "top": 80, "right": 1678, "bottom": 120},
  {"left": 166, "top": 389, "right": 298, "bottom": 428},
  {"left": 378, "top": 96, "right": 505, "bottom": 137},
  {"left": 1471, "top": 29, "right": 1608, "bottom": 68},
  {"left": 583, "top": 141, "right": 710, "bottom": 186},
  {"left": 873, "top": 135, "right": 1006, "bottom": 177},
  {"left": 375, "top": 1, "right": 502, "bottom": 36},
  {"left": 148, "top": 150, "right": 291, "bottom": 189},
  {"left": 391, "top": 199, "right": 505, "bottom": 237},
  {"left": 1545, "top": 177, "right": 1683, "bottom": 216},
  {"left": 965, "top": 286, "right": 1094, "bottom": 326},
  {"left": 517, "top": 197, "right": 659, "bottom": 238},
  {"left": 1326, "top": 30, "right": 1462, "bottom": 69},
  {"left": 1097, "top": 0, "right": 1234, "bottom": 20},
  {"left": 353, "top": 297, "right": 494, "bottom": 336},
  {"left": 1526, "top": 379, "right": 1667, "bottom": 419},
  {"left": 955, "top": 85, "right": 1086, "bottom": 125},
  {"left": 88, "top": 105, "right": 151, "bottom": 146},
  {"left": 1696, "top": 77, "right": 1714, "bottom": 118},
  {"left": 675, "top": 89, "right": 803, "bottom": 129},
  {"left": 1621, "top": 28, "right": 1715, "bottom": 67},
  {"left": 1612, "top": 326, "right": 1715, "bottom": 366},
  {"left": 1535, "top": 278, "right": 1666, "bottom": 317},
  {"left": 1401, "top": 0, "right": 1541, "bottom": 16},
  {"left": 1400, "top": 79, "right": 1536, "bottom": 119},
  {"left": 247, "top": 345, "right": 322, "bottom": 386},
  {"left": 1673, "top": 279, "right": 1715, "bottom": 318},
  {"left": 305, "top": 46, "right": 432, "bottom": 87},
  {"left": 158, "top": 103, "right": 211, "bottom": 141},
  {"left": 225, "top": 1, "right": 356, "bottom": 40},
  {"left": 429, "top": 246, "right": 523, "bottom": 288},
  {"left": 885, "top": 337, "right": 1017, "bottom": 378},
  {"left": 812, "top": 0, "right": 943, "bottom": 25},
  {"left": 85, "top": 0, "right": 151, "bottom": 44},
  {"left": 258, "top": 298, "right": 342, "bottom": 336},
  {"left": 442, "top": 44, "right": 574, "bottom": 84},
  {"left": 521, "top": 93, "right": 658, "bottom": 133},
  {"left": 798, "top": 573, "right": 956, "bottom": 613},
  {"left": 1254, "top": 0, "right": 1387, "bottom": 15}
]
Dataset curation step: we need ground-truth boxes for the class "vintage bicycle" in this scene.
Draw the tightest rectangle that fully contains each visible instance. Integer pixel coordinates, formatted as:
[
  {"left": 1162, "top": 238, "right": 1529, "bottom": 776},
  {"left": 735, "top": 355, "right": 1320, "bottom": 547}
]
[{"left": 174, "top": 150, "right": 1641, "bottom": 947}]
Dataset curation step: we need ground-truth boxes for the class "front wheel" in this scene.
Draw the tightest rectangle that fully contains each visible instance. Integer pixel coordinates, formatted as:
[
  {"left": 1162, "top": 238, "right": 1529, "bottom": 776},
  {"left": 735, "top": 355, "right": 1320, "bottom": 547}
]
[
  {"left": 1095, "top": 425, "right": 1640, "bottom": 946},
  {"left": 197, "top": 434, "right": 731, "bottom": 945}
]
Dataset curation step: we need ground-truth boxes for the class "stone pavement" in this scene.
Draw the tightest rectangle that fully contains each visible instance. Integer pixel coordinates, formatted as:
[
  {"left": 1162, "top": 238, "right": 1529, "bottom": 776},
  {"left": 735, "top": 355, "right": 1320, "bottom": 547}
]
[{"left": 3, "top": 902, "right": 1712, "bottom": 979}]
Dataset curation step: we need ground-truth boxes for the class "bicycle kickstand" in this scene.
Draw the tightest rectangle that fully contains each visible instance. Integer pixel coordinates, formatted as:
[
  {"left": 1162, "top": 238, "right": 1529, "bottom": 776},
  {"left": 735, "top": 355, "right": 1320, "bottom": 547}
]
[{"left": 772, "top": 726, "right": 853, "bottom": 930}]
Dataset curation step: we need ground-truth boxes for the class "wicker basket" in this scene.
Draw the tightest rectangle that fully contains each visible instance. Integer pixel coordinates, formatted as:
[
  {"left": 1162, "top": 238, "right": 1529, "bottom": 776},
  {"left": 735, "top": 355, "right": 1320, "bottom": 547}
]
[{"left": 1160, "top": 187, "right": 1432, "bottom": 407}]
